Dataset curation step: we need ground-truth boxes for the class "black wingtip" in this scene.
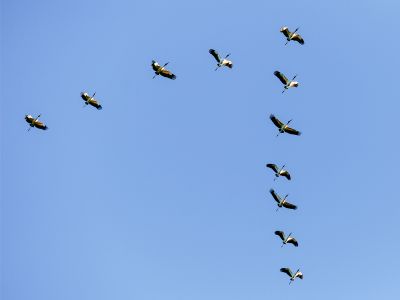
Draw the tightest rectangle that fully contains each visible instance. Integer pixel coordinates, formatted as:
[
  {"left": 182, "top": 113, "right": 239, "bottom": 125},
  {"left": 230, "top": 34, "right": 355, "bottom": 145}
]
[
  {"left": 171, "top": 75, "right": 177, "bottom": 80},
  {"left": 97, "top": 106, "right": 103, "bottom": 110}
]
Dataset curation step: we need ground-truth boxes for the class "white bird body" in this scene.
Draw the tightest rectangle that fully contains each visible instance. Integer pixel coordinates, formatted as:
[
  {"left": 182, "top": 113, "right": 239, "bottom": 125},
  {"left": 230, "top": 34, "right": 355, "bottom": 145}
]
[
  {"left": 209, "top": 49, "right": 233, "bottom": 70},
  {"left": 274, "top": 71, "right": 299, "bottom": 93},
  {"left": 151, "top": 60, "right": 176, "bottom": 80},
  {"left": 266, "top": 163, "right": 292, "bottom": 180},
  {"left": 275, "top": 231, "right": 299, "bottom": 247},
  {"left": 81, "top": 92, "right": 102, "bottom": 110},
  {"left": 280, "top": 27, "right": 305, "bottom": 45},
  {"left": 25, "top": 114, "right": 48, "bottom": 131},
  {"left": 280, "top": 267, "right": 303, "bottom": 284},
  {"left": 220, "top": 58, "right": 233, "bottom": 68},
  {"left": 270, "top": 189, "right": 298, "bottom": 211},
  {"left": 269, "top": 115, "right": 301, "bottom": 136}
]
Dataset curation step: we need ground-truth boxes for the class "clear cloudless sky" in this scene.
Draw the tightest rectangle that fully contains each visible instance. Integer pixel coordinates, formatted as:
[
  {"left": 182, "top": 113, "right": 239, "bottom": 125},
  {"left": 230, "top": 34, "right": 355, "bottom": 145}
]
[{"left": 1, "top": 0, "right": 400, "bottom": 299}]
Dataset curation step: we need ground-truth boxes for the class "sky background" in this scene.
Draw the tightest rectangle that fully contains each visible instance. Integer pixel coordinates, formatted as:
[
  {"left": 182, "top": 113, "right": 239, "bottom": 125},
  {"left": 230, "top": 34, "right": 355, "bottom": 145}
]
[{"left": 1, "top": 0, "right": 400, "bottom": 299}]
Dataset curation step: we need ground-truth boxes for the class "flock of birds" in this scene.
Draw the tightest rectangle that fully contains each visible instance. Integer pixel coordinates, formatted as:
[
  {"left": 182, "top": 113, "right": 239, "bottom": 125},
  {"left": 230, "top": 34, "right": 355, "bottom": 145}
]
[
  {"left": 267, "top": 26, "right": 305, "bottom": 285},
  {"left": 24, "top": 26, "right": 306, "bottom": 285}
]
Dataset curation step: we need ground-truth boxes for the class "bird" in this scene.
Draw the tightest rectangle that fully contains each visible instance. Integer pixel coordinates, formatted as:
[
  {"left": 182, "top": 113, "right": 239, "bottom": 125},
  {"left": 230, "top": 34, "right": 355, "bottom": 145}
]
[
  {"left": 274, "top": 231, "right": 299, "bottom": 247},
  {"left": 280, "top": 267, "right": 303, "bottom": 284},
  {"left": 280, "top": 26, "right": 304, "bottom": 45},
  {"left": 274, "top": 71, "right": 299, "bottom": 93},
  {"left": 209, "top": 49, "right": 233, "bottom": 71},
  {"left": 266, "top": 163, "right": 291, "bottom": 181},
  {"left": 81, "top": 92, "right": 102, "bottom": 110},
  {"left": 151, "top": 60, "right": 176, "bottom": 80},
  {"left": 270, "top": 114, "right": 301, "bottom": 136},
  {"left": 270, "top": 189, "right": 297, "bottom": 211},
  {"left": 25, "top": 114, "right": 48, "bottom": 131}
]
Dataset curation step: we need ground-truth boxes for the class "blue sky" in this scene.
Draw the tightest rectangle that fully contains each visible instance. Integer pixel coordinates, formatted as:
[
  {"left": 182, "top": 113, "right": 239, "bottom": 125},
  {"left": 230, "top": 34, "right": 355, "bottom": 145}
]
[{"left": 1, "top": 0, "right": 400, "bottom": 299}]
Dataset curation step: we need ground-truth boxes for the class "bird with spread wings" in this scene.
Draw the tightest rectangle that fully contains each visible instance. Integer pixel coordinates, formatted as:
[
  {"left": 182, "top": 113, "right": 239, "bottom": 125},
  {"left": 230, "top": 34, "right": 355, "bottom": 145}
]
[
  {"left": 270, "top": 114, "right": 301, "bottom": 136},
  {"left": 151, "top": 60, "right": 177, "bottom": 80}
]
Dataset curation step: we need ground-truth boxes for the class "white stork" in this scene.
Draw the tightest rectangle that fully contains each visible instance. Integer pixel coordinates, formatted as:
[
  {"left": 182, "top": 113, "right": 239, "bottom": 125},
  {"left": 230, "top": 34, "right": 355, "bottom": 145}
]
[
  {"left": 270, "top": 189, "right": 297, "bottom": 211},
  {"left": 270, "top": 114, "right": 301, "bottom": 136},
  {"left": 151, "top": 60, "right": 176, "bottom": 80},
  {"left": 81, "top": 92, "right": 102, "bottom": 110},
  {"left": 266, "top": 164, "right": 291, "bottom": 181},
  {"left": 274, "top": 71, "right": 299, "bottom": 93},
  {"left": 209, "top": 49, "right": 233, "bottom": 71},
  {"left": 280, "top": 268, "right": 303, "bottom": 284},
  {"left": 274, "top": 231, "right": 299, "bottom": 247},
  {"left": 25, "top": 114, "right": 48, "bottom": 131},
  {"left": 280, "top": 26, "right": 304, "bottom": 45}
]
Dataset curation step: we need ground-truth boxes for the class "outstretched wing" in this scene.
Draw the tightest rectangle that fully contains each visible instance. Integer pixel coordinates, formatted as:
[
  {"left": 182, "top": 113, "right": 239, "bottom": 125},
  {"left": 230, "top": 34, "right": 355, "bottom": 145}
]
[
  {"left": 160, "top": 68, "right": 177, "bottom": 80},
  {"left": 274, "top": 71, "right": 289, "bottom": 85},
  {"left": 266, "top": 163, "right": 279, "bottom": 174},
  {"left": 81, "top": 93, "right": 91, "bottom": 101},
  {"left": 295, "top": 271, "right": 303, "bottom": 279},
  {"left": 280, "top": 27, "right": 291, "bottom": 38},
  {"left": 25, "top": 115, "right": 34, "bottom": 123},
  {"left": 280, "top": 268, "right": 293, "bottom": 278},
  {"left": 209, "top": 49, "right": 221, "bottom": 63},
  {"left": 269, "top": 189, "right": 281, "bottom": 203},
  {"left": 292, "top": 34, "right": 304, "bottom": 45},
  {"left": 284, "top": 126, "right": 301, "bottom": 136},
  {"left": 270, "top": 114, "right": 284, "bottom": 129},
  {"left": 281, "top": 170, "right": 291, "bottom": 180},
  {"left": 274, "top": 231, "right": 285, "bottom": 241},
  {"left": 287, "top": 237, "right": 299, "bottom": 247},
  {"left": 34, "top": 121, "right": 48, "bottom": 130},
  {"left": 89, "top": 99, "right": 102, "bottom": 110},
  {"left": 282, "top": 201, "right": 297, "bottom": 210}
]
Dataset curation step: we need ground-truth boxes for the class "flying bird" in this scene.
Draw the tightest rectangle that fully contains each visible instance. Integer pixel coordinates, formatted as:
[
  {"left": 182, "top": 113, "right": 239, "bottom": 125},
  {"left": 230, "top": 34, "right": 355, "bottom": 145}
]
[
  {"left": 209, "top": 49, "right": 233, "bottom": 71},
  {"left": 270, "top": 114, "right": 301, "bottom": 136},
  {"left": 25, "top": 114, "right": 48, "bottom": 131},
  {"left": 270, "top": 189, "right": 297, "bottom": 211},
  {"left": 274, "top": 71, "right": 299, "bottom": 93},
  {"left": 280, "top": 27, "right": 304, "bottom": 45},
  {"left": 274, "top": 231, "right": 299, "bottom": 247},
  {"left": 151, "top": 60, "right": 176, "bottom": 80},
  {"left": 81, "top": 92, "right": 102, "bottom": 110},
  {"left": 266, "top": 164, "right": 291, "bottom": 181},
  {"left": 280, "top": 268, "right": 303, "bottom": 284}
]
